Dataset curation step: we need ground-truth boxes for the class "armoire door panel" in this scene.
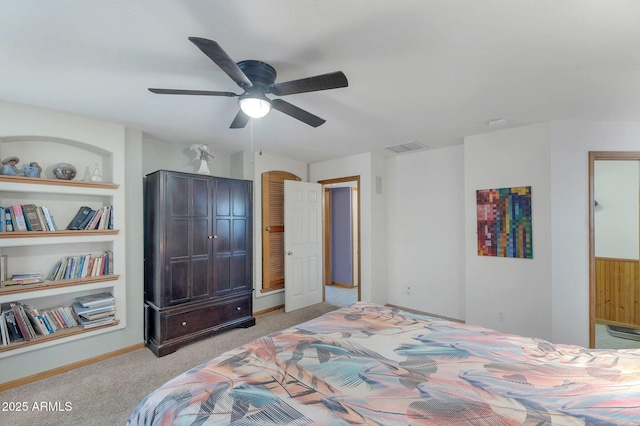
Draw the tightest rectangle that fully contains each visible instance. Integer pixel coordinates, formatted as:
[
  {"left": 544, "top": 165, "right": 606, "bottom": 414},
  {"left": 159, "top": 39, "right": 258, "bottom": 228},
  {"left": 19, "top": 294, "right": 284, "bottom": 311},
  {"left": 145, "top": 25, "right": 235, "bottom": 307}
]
[
  {"left": 169, "top": 260, "right": 189, "bottom": 304},
  {"left": 215, "top": 254, "right": 231, "bottom": 293},
  {"left": 232, "top": 219, "right": 247, "bottom": 251},
  {"left": 191, "top": 257, "right": 210, "bottom": 298},
  {"left": 232, "top": 183, "right": 246, "bottom": 217},
  {"left": 215, "top": 219, "right": 231, "bottom": 252},
  {"left": 192, "top": 218, "right": 210, "bottom": 255},
  {"left": 231, "top": 254, "right": 249, "bottom": 290},
  {"left": 168, "top": 219, "right": 189, "bottom": 258},
  {"left": 215, "top": 180, "right": 231, "bottom": 217},
  {"left": 192, "top": 178, "right": 210, "bottom": 216},
  {"left": 169, "top": 176, "right": 189, "bottom": 216}
]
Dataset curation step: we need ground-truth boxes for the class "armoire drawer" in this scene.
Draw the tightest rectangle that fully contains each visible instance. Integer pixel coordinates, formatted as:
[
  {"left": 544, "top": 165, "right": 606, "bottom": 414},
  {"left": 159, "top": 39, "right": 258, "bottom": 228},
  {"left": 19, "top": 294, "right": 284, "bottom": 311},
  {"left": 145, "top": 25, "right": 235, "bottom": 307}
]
[{"left": 164, "top": 296, "right": 252, "bottom": 341}]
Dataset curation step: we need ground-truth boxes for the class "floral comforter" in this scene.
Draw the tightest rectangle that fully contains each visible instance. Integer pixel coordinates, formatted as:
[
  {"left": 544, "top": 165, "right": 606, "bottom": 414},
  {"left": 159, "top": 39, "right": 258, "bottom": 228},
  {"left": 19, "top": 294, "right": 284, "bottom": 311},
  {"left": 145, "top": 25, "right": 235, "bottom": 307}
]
[{"left": 128, "top": 302, "right": 640, "bottom": 425}]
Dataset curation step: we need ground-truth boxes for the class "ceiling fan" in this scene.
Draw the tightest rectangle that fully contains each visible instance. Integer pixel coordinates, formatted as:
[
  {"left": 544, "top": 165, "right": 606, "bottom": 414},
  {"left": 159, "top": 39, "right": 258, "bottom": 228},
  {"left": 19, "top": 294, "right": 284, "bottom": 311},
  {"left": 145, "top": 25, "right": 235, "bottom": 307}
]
[{"left": 149, "top": 37, "right": 349, "bottom": 128}]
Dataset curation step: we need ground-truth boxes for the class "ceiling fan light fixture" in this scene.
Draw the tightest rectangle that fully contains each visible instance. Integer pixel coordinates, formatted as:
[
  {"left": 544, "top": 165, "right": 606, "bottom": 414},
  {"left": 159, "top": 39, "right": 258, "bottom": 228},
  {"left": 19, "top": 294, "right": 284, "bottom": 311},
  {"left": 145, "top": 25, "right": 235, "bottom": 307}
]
[{"left": 239, "top": 94, "right": 271, "bottom": 118}]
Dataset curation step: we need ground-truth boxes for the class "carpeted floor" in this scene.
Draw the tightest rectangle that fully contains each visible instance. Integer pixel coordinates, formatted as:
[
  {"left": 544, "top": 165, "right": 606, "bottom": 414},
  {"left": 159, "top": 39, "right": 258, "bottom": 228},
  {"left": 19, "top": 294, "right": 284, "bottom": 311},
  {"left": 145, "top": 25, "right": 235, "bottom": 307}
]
[{"left": 0, "top": 302, "right": 338, "bottom": 426}]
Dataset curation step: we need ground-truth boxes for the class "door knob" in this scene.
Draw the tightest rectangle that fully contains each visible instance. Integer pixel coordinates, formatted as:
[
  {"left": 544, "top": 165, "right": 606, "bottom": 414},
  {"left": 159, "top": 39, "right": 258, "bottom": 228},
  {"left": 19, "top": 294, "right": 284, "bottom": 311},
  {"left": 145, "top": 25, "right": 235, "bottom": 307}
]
[
  {"left": 287, "top": 251, "right": 293, "bottom": 256},
  {"left": 264, "top": 226, "right": 271, "bottom": 231}
]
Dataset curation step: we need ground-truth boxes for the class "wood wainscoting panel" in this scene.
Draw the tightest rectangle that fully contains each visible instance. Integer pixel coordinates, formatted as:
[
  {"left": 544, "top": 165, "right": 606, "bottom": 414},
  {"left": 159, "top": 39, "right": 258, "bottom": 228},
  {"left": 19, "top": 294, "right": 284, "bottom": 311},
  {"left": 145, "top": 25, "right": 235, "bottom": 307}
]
[{"left": 595, "top": 257, "right": 640, "bottom": 326}]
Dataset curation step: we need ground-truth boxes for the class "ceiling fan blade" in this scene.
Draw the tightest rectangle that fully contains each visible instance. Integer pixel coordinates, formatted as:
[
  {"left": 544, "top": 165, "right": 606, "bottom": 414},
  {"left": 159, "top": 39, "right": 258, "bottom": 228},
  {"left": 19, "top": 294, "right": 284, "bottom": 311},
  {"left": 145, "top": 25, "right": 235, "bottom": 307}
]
[
  {"left": 149, "top": 88, "right": 239, "bottom": 97},
  {"left": 188, "top": 37, "right": 252, "bottom": 89},
  {"left": 230, "top": 110, "right": 250, "bottom": 129},
  {"left": 270, "top": 71, "right": 348, "bottom": 96},
  {"left": 271, "top": 99, "right": 326, "bottom": 127}
]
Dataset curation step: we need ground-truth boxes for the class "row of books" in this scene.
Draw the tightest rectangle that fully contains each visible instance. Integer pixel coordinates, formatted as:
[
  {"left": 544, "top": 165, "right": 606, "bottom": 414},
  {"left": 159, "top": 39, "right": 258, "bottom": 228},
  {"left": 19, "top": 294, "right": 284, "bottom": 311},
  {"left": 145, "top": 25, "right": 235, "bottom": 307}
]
[
  {"left": 0, "top": 292, "right": 116, "bottom": 345},
  {"left": 48, "top": 251, "right": 114, "bottom": 281},
  {"left": 1, "top": 302, "right": 79, "bottom": 345},
  {"left": 66, "top": 205, "right": 113, "bottom": 231},
  {"left": 0, "top": 204, "right": 58, "bottom": 232}
]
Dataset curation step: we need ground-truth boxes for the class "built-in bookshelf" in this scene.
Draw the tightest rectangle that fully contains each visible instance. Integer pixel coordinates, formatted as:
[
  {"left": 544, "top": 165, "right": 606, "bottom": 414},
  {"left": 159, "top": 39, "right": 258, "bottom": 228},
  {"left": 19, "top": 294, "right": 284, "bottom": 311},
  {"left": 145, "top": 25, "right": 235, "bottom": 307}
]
[{"left": 0, "top": 142, "right": 126, "bottom": 357}]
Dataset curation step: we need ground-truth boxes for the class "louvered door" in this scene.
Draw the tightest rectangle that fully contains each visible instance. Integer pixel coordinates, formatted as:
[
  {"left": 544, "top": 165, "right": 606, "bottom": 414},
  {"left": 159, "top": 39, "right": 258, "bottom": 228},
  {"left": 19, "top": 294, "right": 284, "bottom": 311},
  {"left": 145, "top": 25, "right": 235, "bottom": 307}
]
[{"left": 261, "top": 171, "right": 300, "bottom": 292}]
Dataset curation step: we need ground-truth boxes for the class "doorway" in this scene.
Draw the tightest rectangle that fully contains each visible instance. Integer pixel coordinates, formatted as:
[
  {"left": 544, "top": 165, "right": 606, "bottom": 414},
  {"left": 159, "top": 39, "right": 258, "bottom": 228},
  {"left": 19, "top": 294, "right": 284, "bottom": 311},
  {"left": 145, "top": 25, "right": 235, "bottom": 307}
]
[
  {"left": 318, "top": 176, "right": 361, "bottom": 307},
  {"left": 261, "top": 171, "right": 301, "bottom": 294},
  {"left": 589, "top": 152, "right": 640, "bottom": 349}
]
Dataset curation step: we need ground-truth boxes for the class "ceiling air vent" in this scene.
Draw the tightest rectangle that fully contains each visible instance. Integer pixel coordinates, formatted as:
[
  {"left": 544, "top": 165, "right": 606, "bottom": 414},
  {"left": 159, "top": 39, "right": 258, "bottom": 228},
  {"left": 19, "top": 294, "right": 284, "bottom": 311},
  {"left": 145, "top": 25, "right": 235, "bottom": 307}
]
[{"left": 384, "top": 141, "right": 428, "bottom": 154}]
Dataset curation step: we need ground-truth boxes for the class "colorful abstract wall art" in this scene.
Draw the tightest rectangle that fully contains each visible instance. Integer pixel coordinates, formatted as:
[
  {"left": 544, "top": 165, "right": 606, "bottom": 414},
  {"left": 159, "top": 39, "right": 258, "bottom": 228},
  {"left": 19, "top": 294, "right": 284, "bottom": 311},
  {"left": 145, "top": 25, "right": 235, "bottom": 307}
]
[{"left": 476, "top": 186, "right": 533, "bottom": 259}]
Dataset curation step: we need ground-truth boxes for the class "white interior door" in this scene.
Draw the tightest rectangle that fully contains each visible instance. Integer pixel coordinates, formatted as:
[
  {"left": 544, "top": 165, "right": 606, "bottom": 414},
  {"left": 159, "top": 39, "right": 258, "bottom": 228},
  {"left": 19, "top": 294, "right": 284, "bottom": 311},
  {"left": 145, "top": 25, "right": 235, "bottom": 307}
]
[{"left": 284, "top": 180, "right": 323, "bottom": 312}]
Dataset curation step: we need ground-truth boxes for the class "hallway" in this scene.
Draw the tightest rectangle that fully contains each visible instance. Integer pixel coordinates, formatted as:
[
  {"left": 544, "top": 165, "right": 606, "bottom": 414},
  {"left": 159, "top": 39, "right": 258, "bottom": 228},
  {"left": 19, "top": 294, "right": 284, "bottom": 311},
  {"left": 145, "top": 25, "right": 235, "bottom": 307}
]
[{"left": 325, "top": 285, "right": 357, "bottom": 308}]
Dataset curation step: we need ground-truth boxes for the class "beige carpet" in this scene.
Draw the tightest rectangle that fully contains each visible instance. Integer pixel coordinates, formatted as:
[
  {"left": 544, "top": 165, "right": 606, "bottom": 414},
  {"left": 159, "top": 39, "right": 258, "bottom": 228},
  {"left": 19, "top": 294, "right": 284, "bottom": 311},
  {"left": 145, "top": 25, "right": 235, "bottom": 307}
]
[{"left": 0, "top": 302, "right": 338, "bottom": 426}]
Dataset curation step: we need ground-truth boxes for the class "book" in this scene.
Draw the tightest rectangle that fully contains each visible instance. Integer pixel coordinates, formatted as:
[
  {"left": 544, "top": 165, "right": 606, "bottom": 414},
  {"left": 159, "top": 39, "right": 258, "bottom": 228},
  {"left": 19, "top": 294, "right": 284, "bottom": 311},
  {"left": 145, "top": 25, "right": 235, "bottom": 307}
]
[
  {"left": 5, "top": 272, "right": 43, "bottom": 286},
  {"left": 78, "top": 315, "right": 115, "bottom": 329},
  {"left": 3, "top": 309, "right": 24, "bottom": 343},
  {"left": 10, "top": 272, "right": 42, "bottom": 279},
  {"left": 41, "top": 206, "right": 56, "bottom": 231},
  {"left": 10, "top": 303, "right": 31, "bottom": 341},
  {"left": 34, "top": 207, "right": 48, "bottom": 231},
  {"left": 41, "top": 311, "right": 57, "bottom": 333},
  {"left": 72, "top": 301, "right": 115, "bottom": 317},
  {"left": 49, "top": 308, "right": 68, "bottom": 328},
  {"left": 63, "top": 306, "right": 79, "bottom": 327},
  {"left": 108, "top": 205, "right": 113, "bottom": 229},
  {"left": 78, "top": 209, "right": 96, "bottom": 230},
  {"left": 78, "top": 309, "right": 116, "bottom": 321},
  {"left": 85, "top": 208, "right": 103, "bottom": 230},
  {"left": 11, "top": 205, "right": 28, "bottom": 231},
  {"left": 4, "top": 208, "right": 13, "bottom": 232},
  {"left": 0, "top": 206, "right": 3, "bottom": 232},
  {"left": 0, "top": 255, "right": 6, "bottom": 287},
  {"left": 3, "top": 278, "right": 43, "bottom": 286},
  {"left": 66, "top": 205, "right": 93, "bottom": 230},
  {"left": 21, "top": 204, "right": 44, "bottom": 231},
  {"left": 76, "top": 291, "right": 115, "bottom": 307},
  {"left": 0, "top": 314, "right": 8, "bottom": 345},
  {"left": 97, "top": 206, "right": 110, "bottom": 230},
  {"left": 22, "top": 305, "right": 50, "bottom": 335},
  {"left": 103, "top": 250, "right": 113, "bottom": 275}
]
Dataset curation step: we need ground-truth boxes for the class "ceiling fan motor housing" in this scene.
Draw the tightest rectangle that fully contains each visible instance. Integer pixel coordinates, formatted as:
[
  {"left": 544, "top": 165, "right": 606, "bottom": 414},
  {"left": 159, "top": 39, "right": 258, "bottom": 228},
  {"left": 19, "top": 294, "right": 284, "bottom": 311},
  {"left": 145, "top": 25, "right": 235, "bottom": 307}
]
[{"left": 237, "top": 60, "right": 277, "bottom": 91}]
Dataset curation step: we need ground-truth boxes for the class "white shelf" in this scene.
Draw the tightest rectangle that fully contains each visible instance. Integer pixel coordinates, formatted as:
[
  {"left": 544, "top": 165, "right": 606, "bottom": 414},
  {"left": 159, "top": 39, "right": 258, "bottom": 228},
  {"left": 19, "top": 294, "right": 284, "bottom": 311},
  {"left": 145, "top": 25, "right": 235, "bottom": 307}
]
[
  {"left": 0, "top": 320, "right": 124, "bottom": 357},
  {"left": 0, "top": 231, "right": 118, "bottom": 247},
  {"left": 0, "top": 275, "right": 120, "bottom": 302},
  {"left": 0, "top": 175, "right": 118, "bottom": 195}
]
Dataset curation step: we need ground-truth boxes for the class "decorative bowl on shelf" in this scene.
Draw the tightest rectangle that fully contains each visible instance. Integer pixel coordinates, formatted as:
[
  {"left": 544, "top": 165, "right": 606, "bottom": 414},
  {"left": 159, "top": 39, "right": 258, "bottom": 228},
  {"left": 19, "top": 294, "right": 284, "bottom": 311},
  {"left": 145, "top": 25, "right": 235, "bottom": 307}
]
[{"left": 52, "top": 163, "right": 77, "bottom": 180}]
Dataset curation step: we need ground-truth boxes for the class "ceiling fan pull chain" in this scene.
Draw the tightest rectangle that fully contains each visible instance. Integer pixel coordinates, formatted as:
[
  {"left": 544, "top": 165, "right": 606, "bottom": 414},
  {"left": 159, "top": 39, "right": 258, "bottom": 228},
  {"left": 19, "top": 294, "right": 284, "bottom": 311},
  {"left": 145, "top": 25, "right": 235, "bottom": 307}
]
[{"left": 250, "top": 119, "right": 254, "bottom": 163}]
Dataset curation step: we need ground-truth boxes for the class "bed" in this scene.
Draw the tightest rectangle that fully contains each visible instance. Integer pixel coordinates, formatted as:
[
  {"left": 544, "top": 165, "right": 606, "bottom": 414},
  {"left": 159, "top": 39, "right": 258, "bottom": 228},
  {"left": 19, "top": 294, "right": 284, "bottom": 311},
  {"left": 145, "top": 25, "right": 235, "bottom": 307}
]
[{"left": 127, "top": 302, "right": 640, "bottom": 425}]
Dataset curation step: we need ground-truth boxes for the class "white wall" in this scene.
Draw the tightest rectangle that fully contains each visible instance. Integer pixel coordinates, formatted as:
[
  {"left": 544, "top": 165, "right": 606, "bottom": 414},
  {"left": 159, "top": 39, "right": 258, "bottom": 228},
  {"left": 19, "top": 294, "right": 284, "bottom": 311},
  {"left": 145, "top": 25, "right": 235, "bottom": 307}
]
[
  {"left": 463, "top": 121, "right": 640, "bottom": 346},
  {"left": 550, "top": 121, "right": 640, "bottom": 346},
  {"left": 594, "top": 160, "right": 639, "bottom": 259},
  {"left": 310, "top": 152, "right": 387, "bottom": 305},
  {"left": 464, "top": 123, "right": 552, "bottom": 340},
  {"left": 386, "top": 145, "right": 465, "bottom": 320},
  {"left": 141, "top": 136, "right": 232, "bottom": 178}
]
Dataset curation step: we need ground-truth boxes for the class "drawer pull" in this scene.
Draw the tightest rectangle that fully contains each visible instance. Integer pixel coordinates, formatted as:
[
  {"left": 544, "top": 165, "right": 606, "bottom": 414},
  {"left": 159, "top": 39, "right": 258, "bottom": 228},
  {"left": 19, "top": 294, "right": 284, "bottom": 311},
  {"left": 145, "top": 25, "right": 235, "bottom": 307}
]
[
  {"left": 181, "top": 321, "right": 187, "bottom": 327},
  {"left": 236, "top": 306, "right": 241, "bottom": 311}
]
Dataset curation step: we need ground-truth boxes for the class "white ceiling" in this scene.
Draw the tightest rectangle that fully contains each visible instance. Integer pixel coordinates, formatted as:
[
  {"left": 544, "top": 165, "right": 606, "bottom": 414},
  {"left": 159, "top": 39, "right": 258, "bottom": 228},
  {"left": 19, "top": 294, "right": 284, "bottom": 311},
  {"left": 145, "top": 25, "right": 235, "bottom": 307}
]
[{"left": 1, "top": 1, "right": 639, "bottom": 163}]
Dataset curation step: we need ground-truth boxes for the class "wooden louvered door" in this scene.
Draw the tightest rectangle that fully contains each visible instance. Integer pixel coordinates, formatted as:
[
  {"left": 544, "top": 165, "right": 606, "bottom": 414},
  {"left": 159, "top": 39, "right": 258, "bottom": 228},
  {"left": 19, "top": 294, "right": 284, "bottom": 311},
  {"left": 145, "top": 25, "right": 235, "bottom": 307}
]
[{"left": 262, "top": 171, "right": 301, "bottom": 293}]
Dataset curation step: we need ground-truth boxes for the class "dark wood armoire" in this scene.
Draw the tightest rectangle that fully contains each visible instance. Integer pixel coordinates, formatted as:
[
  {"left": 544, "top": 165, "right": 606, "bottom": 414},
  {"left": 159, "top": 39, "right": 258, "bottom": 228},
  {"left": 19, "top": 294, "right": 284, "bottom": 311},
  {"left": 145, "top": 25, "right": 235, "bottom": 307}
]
[{"left": 143, "top": 170, "right": 255, "bottom": 356}]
